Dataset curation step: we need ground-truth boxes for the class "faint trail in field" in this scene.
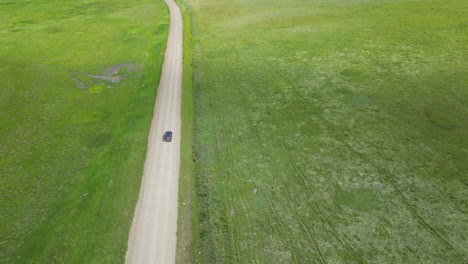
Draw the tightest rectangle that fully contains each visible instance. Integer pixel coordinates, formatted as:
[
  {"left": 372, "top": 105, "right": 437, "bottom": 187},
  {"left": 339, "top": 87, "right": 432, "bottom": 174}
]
[
  {"left": 264, "top": 100, "right": 364, "bottom": 263},
  {"left": 209, "top": 65, "right": 262, "bottom": 263},
  {"left": 218, "top": 54, "right": 296, "bottom": 261},
  {"left": 338, "top": 138, "right": 467, "bottom": 263},
  {"left": 262, "top": 185, "right": 302, "bottom": 263},
  {"left": 202, "top": 61, "right": 243, "bottom": 264},
  {"left": 211, "top": 57, "right": 265, "bottom": 249},
  {"left": 276, "top": 131, "right": 366, "bottom": 264},
  {"left": 221, "top": 54, "right": 327, "bottom": 263},
  {"left": 263, "top": 57, "right": 467, "bottom": 264},
  {"left": 251, "top": 120, "right": 326, "bottom": 263},
  {"left": 250, "top": 121, "right": 307, "bottom": 263},
  {"left": 226, "top": 53, "right": 365, "bottom": 262},
  {"left": 241, "top": 96, "right": 305, "bottom": 261}
]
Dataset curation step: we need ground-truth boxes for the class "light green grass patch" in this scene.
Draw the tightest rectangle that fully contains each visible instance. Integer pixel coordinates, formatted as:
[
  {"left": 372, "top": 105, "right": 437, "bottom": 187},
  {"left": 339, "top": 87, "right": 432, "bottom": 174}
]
[
  {"left": 88, "top": 85, "right": 107, "bottom": 94},
  {"left": 0, "top": 0, "right": 169, "bottom": 262}
]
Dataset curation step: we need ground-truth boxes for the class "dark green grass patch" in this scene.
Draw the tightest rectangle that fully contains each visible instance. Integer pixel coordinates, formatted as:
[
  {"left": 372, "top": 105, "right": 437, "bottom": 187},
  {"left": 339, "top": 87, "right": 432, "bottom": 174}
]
[
  {"left": 187, "top": 0, "right": 467, "bottom": 263},
  {"left": 0, "top": 0, "right": 168, "bottom": 263}
]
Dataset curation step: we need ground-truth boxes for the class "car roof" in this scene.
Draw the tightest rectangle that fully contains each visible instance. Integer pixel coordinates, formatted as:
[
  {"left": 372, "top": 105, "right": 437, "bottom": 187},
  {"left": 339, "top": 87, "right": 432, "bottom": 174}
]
[{"left": 165, "top": 131, "right": 173, "bottom": 135}]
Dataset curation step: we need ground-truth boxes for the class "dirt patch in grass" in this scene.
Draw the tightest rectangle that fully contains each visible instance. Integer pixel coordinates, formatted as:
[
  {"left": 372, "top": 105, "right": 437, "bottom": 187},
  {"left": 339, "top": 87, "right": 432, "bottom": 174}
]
[
  {"left": 104, "top": 63, "right": 135, "bottom": 76},
  {"left": 71, "top": 64, "right": 136, "bottom": 89},
  {"left": 72, "top": 77, "right": 86, "bottom": 89},
  {"left": 87, "top": 63, "right": 135, "bottom": 83}
]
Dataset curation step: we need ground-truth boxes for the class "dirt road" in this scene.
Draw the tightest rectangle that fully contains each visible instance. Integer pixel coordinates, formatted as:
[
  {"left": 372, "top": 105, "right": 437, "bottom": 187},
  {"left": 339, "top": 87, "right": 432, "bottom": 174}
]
[{"left": 125, "top": 0, "right": 183, "bottom": 263}]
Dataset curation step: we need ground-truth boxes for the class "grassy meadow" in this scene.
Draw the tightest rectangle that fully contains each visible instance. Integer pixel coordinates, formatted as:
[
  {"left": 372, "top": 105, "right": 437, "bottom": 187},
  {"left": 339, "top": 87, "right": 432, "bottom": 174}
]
[
  {"left": 0, "top": 0, "right": 168, "bottom": 262},
  {"left": 184, "top": 0, "right": 468, "bottom": 262}
]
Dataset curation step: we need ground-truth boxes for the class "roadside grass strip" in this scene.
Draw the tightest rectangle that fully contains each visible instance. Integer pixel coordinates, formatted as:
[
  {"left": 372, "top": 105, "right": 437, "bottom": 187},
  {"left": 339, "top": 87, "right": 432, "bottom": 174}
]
[
  {"left": 0, "top": 0, "right": 168, "bottom": 262},
  {"left": 174, "top": 0, "right": 202, "bottom": 263}
]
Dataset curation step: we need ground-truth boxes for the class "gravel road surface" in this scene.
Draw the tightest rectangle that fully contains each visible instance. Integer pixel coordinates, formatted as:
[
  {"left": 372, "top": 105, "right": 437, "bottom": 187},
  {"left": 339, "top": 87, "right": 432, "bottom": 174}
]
[{"left": 126, "top": 0, "right": 183, "bottom": 263}]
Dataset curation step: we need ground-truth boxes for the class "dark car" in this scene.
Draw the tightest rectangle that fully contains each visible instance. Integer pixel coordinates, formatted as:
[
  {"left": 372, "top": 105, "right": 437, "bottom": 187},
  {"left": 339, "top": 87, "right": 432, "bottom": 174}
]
[{"left": 163, "top": 131, "right": 173, "bottom": 142}]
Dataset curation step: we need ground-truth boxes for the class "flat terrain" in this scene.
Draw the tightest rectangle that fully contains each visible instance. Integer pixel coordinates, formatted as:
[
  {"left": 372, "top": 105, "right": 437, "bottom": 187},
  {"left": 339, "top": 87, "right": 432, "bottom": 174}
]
[
  {"left": 0, "top": 0, "right": 168, "bottom": 262},
  {"left": 126, "top": 0, "right": 183, "bottom": 262},
  {"left": 185, "top": 0, "right": 468, "bottom": 262}
]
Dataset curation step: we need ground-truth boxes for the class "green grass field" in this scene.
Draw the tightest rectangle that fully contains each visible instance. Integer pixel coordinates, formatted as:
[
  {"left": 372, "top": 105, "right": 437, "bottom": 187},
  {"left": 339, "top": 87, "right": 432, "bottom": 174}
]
[
  {"left": 0, "top": 0, "right": 168, "bottom": 262},
  {"left": 184, "top": 0, "right": 468, "bottom": 262}
]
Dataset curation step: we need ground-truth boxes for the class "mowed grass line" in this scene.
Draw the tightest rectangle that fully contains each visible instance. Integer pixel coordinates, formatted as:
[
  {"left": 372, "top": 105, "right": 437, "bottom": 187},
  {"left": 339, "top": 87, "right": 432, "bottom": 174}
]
[
  {"left": 0, "top": 0, "right": 169, "bottom": 262},
  {"left": 188, "top": 0, "right": 467, "bottom": 263}
]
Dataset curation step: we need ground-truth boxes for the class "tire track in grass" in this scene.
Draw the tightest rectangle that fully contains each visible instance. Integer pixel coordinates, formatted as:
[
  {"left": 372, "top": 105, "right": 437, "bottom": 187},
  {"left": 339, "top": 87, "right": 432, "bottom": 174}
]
[
  {"left": 250, "top": 122, "right": 308, "bottom": 263},
  {"left": 337, "top": 137, "right": 467, "bottom": 264},
  {"left": 266, "top": 104, "right": 364, "bottom": 263},
  {"left": 250, "top": 119, "right": 322, "bottom": 263},
  {"left": 215, "top": 54, "right": 311, "bottom": 263},
  {"left": 212, "top": 79, "right": 249, "bottom": 264},
  {"left": 230, "top": 54, "right": 365, "bottom": 263},
  {"left": 212, "top": 59, "right": 278, "bottom": 260},
  {"left": 220, "top": 54, "right": 327, "bottom": 263},
  {"left": 253, "top": 127, "right": 326, "bottom": 263},
  {"left": 203, "top": 60, "right": 244, "bottom": 263},
  {"left": 209, "top": 64, "right": 265, "bottom": 264},
  {"left": 198, "top": 61, "right": 235, "bottom": 261},
  {"left": 220, "top": 53, "right": 316, "bottom": 260},
  {"left": 254, "top": 82, "right": 365, "bottom": 263},
  {"left": 261, "top": 182, "right": 301, "bottom": 263},
  {"left": 234, "top": 165, "right": 264, "bottom": 263},
  {"left": 198, "top": 52, "right": 364, "bottom": 262},
  {"left": 265, "top": 58, "right": 467, "bottom": 264},
  {"left": 219, "top": 51, "right": 366, "bottom": 262},
  {"left": 277, "top": 132, "right": 366, "bottom": 264}
]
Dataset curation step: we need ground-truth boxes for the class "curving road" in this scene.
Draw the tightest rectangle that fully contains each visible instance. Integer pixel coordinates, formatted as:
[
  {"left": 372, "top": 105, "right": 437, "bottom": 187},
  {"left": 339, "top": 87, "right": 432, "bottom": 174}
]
[{"left": 125, "top": 0, "right": 183, "bottom": 263}]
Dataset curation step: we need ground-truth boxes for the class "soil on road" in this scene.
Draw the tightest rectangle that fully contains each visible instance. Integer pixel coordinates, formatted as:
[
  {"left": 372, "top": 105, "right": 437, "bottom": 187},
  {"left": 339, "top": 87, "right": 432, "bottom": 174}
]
[{"left": 125, "top": 0, "right": 183, "bottom": 263}]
